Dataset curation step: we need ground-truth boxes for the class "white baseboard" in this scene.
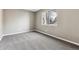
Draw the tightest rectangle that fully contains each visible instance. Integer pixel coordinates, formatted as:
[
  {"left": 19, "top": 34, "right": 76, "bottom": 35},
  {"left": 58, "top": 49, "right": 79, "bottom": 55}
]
[
  {"left": 35, "top": 29, "right": 79, "bottom": 46},
  {"left": 0, "top": 35, "right": 3, "bottom": 41},
  {"left": 3, "top": 30, "right": 34, "bottom": 36},
  {"left": 2, "top": 29, "right": 79, "bottom": 46}
]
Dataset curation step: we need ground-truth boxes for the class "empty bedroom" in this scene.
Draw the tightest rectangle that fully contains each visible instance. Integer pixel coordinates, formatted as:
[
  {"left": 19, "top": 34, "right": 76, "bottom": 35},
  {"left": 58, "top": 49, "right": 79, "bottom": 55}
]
[{"left": 0, "top": 9, "right": 79, "bottom": 50}]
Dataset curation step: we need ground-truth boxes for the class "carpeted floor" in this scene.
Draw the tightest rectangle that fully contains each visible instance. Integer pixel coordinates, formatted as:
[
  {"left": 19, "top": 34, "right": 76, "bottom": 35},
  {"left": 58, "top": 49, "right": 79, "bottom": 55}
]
[{"left": 0, "top": 32, "right": 79, "bottom": 50}]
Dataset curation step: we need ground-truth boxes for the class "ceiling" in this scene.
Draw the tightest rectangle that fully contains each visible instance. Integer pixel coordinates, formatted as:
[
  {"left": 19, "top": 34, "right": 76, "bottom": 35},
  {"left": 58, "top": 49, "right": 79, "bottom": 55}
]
[{"left": 24, "top": 9, "right": 40, "bottom": 12}]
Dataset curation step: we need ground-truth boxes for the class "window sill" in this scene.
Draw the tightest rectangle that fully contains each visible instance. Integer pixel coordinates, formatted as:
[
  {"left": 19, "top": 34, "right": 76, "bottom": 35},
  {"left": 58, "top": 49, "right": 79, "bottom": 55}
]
[{"left": 42, "top": 24, "right": 57, "bottom": 26}]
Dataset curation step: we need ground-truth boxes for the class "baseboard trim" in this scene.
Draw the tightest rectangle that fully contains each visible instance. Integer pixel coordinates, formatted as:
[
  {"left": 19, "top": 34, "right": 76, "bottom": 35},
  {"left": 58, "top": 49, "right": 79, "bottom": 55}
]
[
  {"left": 2, "top": 29, "right": 79, "bottom": 46},
  {"left": 0, "top": 35, "right": 3, "bottom": 41},
  {"left": 3, "top": 30, "right": 34, "bottom": 36},
  {"left": 35, "top": 30, "right": 79, "bottom": 46}
]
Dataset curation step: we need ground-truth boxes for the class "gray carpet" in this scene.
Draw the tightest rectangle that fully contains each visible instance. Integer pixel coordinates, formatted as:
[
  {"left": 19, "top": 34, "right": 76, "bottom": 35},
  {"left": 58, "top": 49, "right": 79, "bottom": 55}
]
[{"left": 0, "top": 32, "right": 79, "bottom": 50}]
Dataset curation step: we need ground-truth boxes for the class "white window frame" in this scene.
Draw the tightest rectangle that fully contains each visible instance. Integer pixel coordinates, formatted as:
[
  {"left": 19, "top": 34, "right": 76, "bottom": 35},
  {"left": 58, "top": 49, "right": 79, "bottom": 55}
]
[{"left": 41, "top": 10, "right": 58, "bottom": 26}]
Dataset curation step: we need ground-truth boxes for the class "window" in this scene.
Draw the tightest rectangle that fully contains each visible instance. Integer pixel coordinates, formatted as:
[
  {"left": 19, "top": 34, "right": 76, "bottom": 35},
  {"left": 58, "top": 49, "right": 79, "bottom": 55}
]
[{"left": 42, "top": 10, "right": 57, "bottom": 26}]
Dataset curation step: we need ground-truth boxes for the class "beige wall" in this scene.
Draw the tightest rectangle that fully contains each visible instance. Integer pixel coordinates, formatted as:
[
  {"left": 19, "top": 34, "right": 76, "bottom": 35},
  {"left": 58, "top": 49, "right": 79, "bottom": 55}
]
[
  {"left": 3, "top": 9, "right": 35, "bottom": 35},
  {"left": 35, "top": 9, "right": 79, "bottom": 43},
  {"left": 0, "top": 9, "right": 3, "bottom": 39}
]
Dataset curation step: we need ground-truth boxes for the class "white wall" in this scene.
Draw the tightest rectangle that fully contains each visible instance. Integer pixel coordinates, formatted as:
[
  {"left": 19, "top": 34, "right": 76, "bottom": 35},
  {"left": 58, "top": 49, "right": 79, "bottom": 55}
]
[
  {"left": 35, "top": 9, "right": 79, "bottom": 44},
  {"left": 0, "top": 9, "right": 3, "bottom": 39},
  {"left": 3, "top": 9, "right": 35, "bottom": 35}
]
